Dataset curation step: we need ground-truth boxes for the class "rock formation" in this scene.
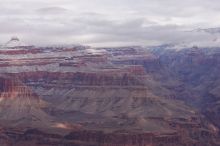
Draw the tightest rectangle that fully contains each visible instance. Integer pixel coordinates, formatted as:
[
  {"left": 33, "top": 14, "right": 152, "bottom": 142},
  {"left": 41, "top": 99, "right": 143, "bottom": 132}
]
[{"left": 0, "top": 38, "right": 219, "bottom": 145}]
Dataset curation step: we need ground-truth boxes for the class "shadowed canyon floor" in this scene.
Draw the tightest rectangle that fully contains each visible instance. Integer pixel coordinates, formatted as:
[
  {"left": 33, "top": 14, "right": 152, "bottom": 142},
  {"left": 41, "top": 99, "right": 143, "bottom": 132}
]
[{"left": 0, "top": 39, "right": 220, "bottom": 145}]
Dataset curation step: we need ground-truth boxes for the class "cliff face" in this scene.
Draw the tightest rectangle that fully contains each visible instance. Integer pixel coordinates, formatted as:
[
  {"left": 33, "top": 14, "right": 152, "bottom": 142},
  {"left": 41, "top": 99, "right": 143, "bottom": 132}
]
[{"left": 7, "top": 71, "right": 143, "bottom": 86}]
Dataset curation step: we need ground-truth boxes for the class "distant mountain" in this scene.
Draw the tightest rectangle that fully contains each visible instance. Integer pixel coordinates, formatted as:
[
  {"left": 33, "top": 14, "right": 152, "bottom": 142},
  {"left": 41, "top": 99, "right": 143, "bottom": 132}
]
[
  {"left": 2, "top": 37, "right": 34, "bottom": 49},
  {"left": 168, "top": 27, "right": 220, "bottom": 48},
  {"left": 194, "top": 27, "right": 220, "bottom": 34}
]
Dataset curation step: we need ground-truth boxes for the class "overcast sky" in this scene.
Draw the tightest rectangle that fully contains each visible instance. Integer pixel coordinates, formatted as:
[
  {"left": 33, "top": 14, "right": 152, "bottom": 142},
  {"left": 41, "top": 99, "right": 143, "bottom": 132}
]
[{"left": 0, "top": 0, "right": 219, "bottom": 47}]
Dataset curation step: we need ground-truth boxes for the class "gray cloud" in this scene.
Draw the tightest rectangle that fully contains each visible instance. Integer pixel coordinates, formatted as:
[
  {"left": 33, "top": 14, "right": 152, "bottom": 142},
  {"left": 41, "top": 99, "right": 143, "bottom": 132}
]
[
  {"left": 36, "top": 7, "right": 68, "bottom": 15},
  {"left": 0, "top": 0, "right": 220, "bottom": 47}
]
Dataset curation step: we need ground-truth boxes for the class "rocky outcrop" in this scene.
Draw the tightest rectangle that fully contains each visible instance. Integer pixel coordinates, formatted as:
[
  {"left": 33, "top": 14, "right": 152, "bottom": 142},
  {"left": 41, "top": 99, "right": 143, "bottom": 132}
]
[{"left": 0, "top": 75, "right": 53, "bottom": 128}]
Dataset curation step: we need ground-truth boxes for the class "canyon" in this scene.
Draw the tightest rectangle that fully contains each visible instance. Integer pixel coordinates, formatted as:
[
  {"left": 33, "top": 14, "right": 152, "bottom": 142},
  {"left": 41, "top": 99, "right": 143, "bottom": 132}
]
[{"left": 0, "top": 38, "right": 219, "bottom": 145}]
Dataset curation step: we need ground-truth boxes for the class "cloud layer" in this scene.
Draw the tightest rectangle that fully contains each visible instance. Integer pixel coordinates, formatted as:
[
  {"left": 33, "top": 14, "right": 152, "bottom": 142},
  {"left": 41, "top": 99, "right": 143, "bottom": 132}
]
[{"left": 0, "top": 0, "right": 220, "bottom": 47}]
